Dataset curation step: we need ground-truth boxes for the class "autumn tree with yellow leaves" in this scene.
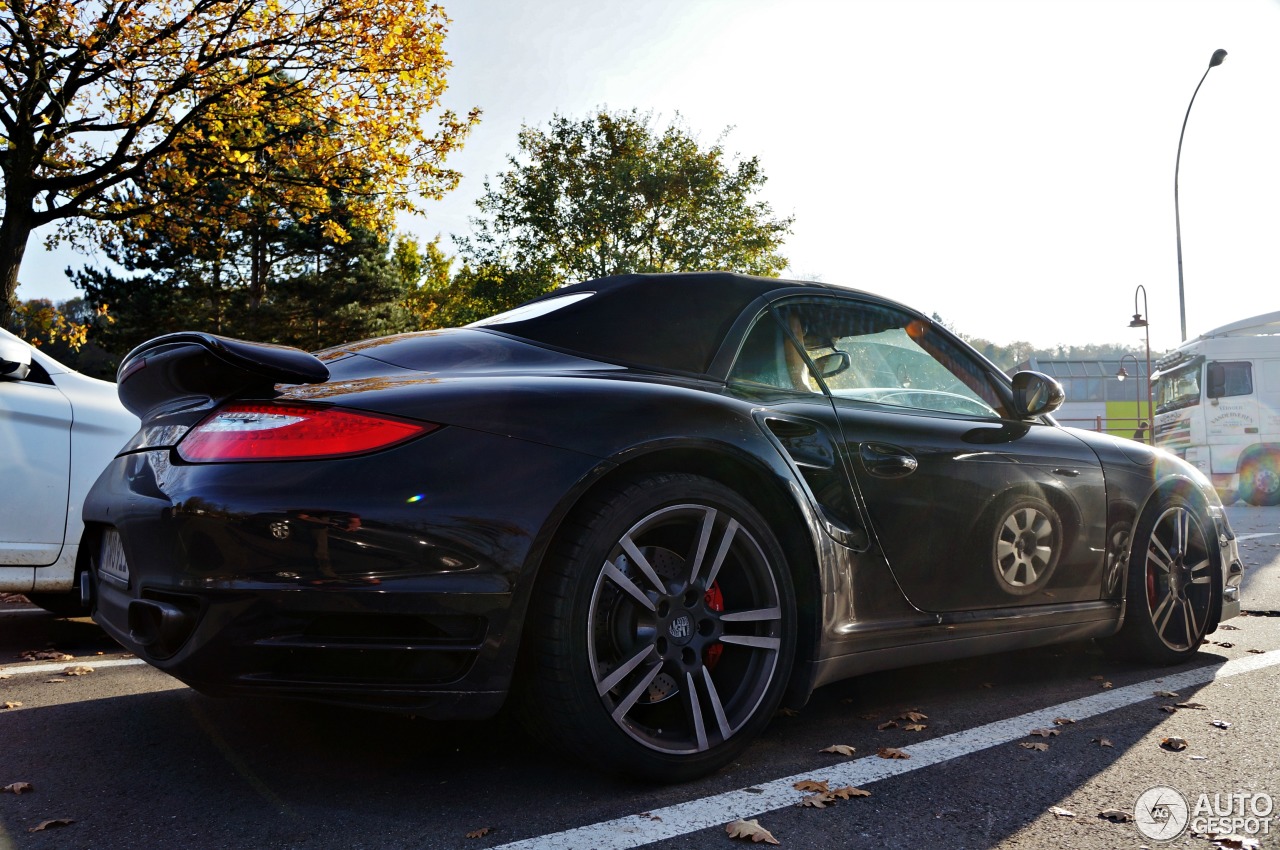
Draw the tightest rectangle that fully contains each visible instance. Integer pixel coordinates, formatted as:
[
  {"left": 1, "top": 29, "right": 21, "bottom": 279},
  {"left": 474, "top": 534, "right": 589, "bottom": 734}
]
[{"left": 0, "top": 0, "right": 479, "bottom": 329}]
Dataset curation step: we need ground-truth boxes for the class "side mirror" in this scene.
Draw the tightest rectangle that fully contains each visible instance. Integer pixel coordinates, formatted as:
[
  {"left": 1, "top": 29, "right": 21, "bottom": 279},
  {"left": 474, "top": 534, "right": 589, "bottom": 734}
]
[
  {"left": 813, "top": 350, "right": 850, "bottom": 379},
  {"left": 1009, "top": 370, "right": 1065, "bottom": 418},
  {"left": 0, "top": 338, "right": 32, "bottom": 381}
]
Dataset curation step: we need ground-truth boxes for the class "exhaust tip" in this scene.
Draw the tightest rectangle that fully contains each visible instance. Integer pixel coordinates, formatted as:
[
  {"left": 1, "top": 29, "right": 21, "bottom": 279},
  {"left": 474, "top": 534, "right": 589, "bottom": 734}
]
[{"left": 128, "top": 599, "right": 196, "bottom": 657}]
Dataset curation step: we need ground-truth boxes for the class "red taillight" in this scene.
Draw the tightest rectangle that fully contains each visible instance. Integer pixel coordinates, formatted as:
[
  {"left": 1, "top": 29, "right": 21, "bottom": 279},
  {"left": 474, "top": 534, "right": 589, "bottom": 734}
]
[{"left": 177, "top": 402, "right": 436, "bottom": 462}]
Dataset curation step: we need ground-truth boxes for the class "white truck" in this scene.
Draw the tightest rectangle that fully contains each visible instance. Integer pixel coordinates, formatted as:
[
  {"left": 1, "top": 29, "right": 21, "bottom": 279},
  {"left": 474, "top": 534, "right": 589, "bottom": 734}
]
[{"left": 1153, "top": 310, "right": 1280, "bottom": 505}]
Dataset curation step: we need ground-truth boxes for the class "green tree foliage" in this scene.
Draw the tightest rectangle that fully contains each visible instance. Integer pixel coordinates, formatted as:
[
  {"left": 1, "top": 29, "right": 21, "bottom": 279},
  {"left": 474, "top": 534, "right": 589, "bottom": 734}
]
[
  {"left": 9, "top": 297, "right": 115, "bottom": 376},
  {"left": 0, "top": 0, "right": 478, "bottom": 328},
  {"left": 74, "top": 206, "right": 418, "bottom": 357},
  {"left": 453, "top": 109, "right": 793, "bottom": 316}
]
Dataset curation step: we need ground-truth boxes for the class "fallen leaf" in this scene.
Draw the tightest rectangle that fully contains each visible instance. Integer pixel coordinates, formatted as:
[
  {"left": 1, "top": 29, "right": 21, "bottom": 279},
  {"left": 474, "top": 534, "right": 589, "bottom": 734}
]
[
  {"left": 1099, "top": 808, "right": 1133, "bottom": 823},
  {"left": 877, "top": 747, "right": 910, "bottom": 759},
  {"left": 1101, "top": 681, "right": 1113, "bottom": 689},
  {"left": 980, "top": 682, "right": 994, "bottom": 688},
  {"left": 831, "top": 787, "right": 871, "bottom": 799},
  {"left": 44, "top": 679, "right": 66, "bottom": 684},
  {"left": 1048, "top": 806, "right": 1076, "bottom": 818},
  {"left": 2, "top": 782, "right": 33, "bottom": 794},
  {"left": 1211, "top": 720, "right": 1232, "bottom": 729},
  {"left": 1161, "top": 736, "right": 1189, "bottom": 751},
  {"left": 21, "top": 650, "right": 73, "bottom": 661},
  {"left": 897, "top": 709, "right": 927, "bottom": 722},
  {"left": 775, "top": 707, "right": 799, "bottom": 718},
  {"left": 62, "top": 666, "right": 94, "bottom": 676},
  {"left": 820, "top": 745, "right": 856, "bottom": 756},
  {"left": 793, "top": 780, "right": 829, "bottom": 793},
  {"left": 1090, "top": 675, "right": 1106, "bottom": 681},
  {"left": 1091, "top": 737, "right": 1114, "bottom": 747},
  {"left": 876, "top": 720, "right": 899, "bottom": 731},
  {"left": 903, "top": 723, "right": 927, "bottom": 732},
  {"left": 0, "top": 674, "right": 10, "bottom": 679},
  {"left": 726, "top": 818, "right": 779, "bottom": 845},
  {"left": 1220, "top": 624, "right": 1240, "bottom": 630},
  {"left": 1154, "top": 690, "right": 1181, "bottom": 698},
  {"left": 1215, "top": 642, "right": 1235, "bottom": 648},
  {"left": 465, "top": 827, "right": 492, "bottom": 839},
  {"left": 1190, "top": 755, "right": 1208, "bottom": 761},
  {"left": 1207, "top": 834, "right": 1262, "bottom": 850},
  {"left": 799, "top": 792, "right": 835, "bottom": 808},
  {"left": 1053, "top": 717, "right": 1075, "bottom": 726},
  {"left": 1019, "top": 742, "right": 1049, "bottom": 751},
  {"left": 4, "top": 701, "right": 21, "bottom": 709},
  {"left": 1160, "top": 705, "right": 1178, "bottom": 714},
  {"left": 28, "top": 819, "right": 74, "bottom": 833},
  {"left": 1029, "top": 728, "right": 1060, "bottom": 738},
  {"left": 1176, "top": 702, "right": 1207, "bottom": 710},
  {"left": 1247, "top": 649, "right": 1265, "bottom": 654}
]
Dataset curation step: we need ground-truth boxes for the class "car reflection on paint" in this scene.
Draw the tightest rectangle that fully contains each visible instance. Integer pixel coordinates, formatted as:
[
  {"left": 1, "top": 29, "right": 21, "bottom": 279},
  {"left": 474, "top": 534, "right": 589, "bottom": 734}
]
[{"left": 84, "top": 272, "right": 1243, "bottom": 781}]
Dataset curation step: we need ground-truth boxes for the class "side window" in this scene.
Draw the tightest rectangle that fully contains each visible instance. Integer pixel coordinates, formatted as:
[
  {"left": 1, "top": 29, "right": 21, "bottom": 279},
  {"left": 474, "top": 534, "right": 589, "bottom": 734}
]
[
  {"left": 1207, "top": 361, "right": 1253, "bottom": 399},
  {"left": 775, "top": 299, "right": 1006, "bottom": 418},
  {"left": 728, "top": 312, "right": 820, "bottom": 393}
]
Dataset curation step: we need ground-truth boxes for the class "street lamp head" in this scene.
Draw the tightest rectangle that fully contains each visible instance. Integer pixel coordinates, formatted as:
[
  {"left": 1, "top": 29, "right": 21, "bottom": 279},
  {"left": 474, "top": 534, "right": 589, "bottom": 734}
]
[
  {"left": 1129, "top": 312, "right": 1148, "bottom": 329},
  {"left": 1116, "top": 366, "right": 1128, "bottom": 381},
  {"left": 1210, "top": 48, "right": 1228, "bottom": 67}
]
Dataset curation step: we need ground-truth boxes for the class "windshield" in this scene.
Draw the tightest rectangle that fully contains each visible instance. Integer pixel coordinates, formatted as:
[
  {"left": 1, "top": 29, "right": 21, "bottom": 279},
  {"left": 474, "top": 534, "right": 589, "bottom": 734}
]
[{"left": 1155, "top": 362, "right": 1201, "bottom": 413}]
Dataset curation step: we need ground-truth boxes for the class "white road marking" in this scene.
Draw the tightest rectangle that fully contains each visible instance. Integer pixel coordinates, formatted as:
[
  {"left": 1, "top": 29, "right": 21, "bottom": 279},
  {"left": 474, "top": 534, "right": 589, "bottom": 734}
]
[
  {"left": 0, "top": 657, "right": 148, "bottom": 676},
  {"left": 1237, "top": 532, "right": 1280, "bottom": 541},
  {"left": 493, "top": 649, "right": 1280, "bottom": 850}
]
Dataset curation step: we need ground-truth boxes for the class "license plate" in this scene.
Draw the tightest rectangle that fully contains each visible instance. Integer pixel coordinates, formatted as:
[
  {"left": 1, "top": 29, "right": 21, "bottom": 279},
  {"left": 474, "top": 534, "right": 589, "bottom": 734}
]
[{"left": 99, "top": 529, "right": 129, "bottom": 587}]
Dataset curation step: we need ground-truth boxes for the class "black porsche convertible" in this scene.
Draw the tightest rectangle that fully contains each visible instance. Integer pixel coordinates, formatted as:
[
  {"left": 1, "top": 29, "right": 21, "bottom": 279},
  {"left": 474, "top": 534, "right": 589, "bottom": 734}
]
[{"left": 84, "top": 272, "right": 1243, "bottom": 781}]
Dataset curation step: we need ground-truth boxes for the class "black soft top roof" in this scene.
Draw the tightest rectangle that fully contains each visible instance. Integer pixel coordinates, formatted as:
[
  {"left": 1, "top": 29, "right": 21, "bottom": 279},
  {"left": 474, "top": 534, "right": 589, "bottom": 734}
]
[{"left": 481, "top": 272, "right": 834, "bottom": 375}]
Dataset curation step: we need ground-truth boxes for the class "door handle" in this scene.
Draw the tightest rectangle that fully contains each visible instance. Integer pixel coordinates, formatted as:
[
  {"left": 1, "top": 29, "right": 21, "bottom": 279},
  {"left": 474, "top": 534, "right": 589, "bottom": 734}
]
[{"left": 859, "top": 442, "right": 919, "bottom": 478}]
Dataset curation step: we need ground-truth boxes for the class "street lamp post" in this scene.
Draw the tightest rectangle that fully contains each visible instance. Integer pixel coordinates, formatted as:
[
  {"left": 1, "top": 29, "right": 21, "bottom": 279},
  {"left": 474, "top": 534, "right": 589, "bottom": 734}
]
[
  {"left": 1174, "top": 48, "right": 1227, "bottom": 342},
  {"left": 1128, "top": 285, "right": 1154, "bottom": 445},
  {"left": 1116, "top": 354, "right": 1145, "bottom": 443}
]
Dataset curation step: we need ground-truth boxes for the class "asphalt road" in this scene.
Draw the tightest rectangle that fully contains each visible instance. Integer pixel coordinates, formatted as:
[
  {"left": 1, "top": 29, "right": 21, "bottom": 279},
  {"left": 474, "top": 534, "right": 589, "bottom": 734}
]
[{"left": 1, "top": 505, "right": 1277, "bottom": 850}]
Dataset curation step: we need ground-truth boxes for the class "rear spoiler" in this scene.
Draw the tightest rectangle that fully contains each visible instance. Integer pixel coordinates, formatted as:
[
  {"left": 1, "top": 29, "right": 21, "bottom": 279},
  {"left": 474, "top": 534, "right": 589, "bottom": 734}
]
[{"left": 117, "top": 332, "right": 329, "bottom": 419}]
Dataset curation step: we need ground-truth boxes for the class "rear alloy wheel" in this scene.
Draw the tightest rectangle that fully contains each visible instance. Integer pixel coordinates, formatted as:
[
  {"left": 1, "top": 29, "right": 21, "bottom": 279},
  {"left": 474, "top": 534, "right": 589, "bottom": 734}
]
[
  {"left": 522, "top": 474, "right": 795, "bottom": 781},
  {"left": 1119, "top": 494, "right": 1218, "bottom": 664},
  {"left": 1240, "top": 455, "right": 1280, "bottom": 507}
]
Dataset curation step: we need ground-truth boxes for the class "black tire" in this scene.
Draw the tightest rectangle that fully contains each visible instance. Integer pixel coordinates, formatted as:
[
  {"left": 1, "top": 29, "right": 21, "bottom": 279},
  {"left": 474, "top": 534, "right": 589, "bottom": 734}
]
[
  {"left": 1239, "top": 454, "right": 1280, "bottom": 507},
  {"left": 519, "top": 473, "right": 796, "bottom": 782},
  {"left": 1115, "top": 492, "right": 1219, "bottom": 664},
  {"left": 987, "top": 494, "right": 1062, "bottom": 597}
]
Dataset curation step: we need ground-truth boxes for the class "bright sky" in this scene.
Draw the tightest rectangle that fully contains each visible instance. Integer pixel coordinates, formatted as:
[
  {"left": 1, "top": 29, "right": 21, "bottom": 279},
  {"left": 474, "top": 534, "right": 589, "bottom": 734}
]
[{"left": 16, "top": 0, "right": 1280, "bottom": 352}]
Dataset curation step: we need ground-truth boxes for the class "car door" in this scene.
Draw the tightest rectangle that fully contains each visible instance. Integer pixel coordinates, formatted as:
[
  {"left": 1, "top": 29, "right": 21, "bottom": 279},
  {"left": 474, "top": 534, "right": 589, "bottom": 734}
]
[
  {"left": 773, "top": 297, "right": 1108, "bottom": 613},
  {"left": 0, "top": 355, "right": 73, "bottom": 566}
]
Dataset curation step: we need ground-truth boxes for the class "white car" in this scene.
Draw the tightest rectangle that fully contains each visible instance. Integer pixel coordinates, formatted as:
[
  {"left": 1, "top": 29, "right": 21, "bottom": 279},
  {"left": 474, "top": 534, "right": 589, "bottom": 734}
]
[{"left": 0, "top": 326, "right": 138, "bottom": 615}]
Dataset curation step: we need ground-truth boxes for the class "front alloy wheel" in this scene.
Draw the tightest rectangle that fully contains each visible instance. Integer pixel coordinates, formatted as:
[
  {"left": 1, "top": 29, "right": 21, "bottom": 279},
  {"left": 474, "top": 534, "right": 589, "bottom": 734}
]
[
  {"left": 522, "top": 474, "right": 795, "bottom": 781},
  {"left": 1118, "top": 494, "right": 1219, "bottom": 663}
]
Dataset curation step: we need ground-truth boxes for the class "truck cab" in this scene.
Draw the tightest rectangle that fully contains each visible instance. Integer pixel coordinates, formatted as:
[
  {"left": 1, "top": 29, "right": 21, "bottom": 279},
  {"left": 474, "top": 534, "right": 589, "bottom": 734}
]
[{"left": 1153, "top": 311, "right": 1280, "bottom": 505}]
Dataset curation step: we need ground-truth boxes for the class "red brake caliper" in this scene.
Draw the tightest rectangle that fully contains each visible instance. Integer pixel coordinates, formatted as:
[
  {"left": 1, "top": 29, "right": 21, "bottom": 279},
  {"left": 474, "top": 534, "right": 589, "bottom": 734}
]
[{"left": 704, "top": 582, "right": 724, "bottom": 670}]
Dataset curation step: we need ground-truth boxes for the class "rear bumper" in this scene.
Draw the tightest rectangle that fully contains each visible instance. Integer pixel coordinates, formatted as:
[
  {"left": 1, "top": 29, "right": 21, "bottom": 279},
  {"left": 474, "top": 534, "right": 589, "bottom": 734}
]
[
  {"left": 84, "top": 426, "right": 607, "bottom": 716},
  {"left": 93, "top": 563, "right": 511, "bottom": 715}
]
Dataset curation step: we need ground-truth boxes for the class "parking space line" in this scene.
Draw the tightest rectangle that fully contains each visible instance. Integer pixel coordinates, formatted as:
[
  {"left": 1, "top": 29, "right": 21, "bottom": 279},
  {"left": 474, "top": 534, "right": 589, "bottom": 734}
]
[
  {"left": 493, "top": 649, "right": 1280, "bottom": 850},
  {"left": 0, "top": 657, "right": 147, "bottom": 676}
]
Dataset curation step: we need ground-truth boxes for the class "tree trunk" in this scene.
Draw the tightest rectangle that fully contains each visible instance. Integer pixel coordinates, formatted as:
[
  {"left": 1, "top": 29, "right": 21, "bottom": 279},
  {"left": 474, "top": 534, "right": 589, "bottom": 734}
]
[{"left": 0, "top": 205, "right": 34, "bottom": 332}]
